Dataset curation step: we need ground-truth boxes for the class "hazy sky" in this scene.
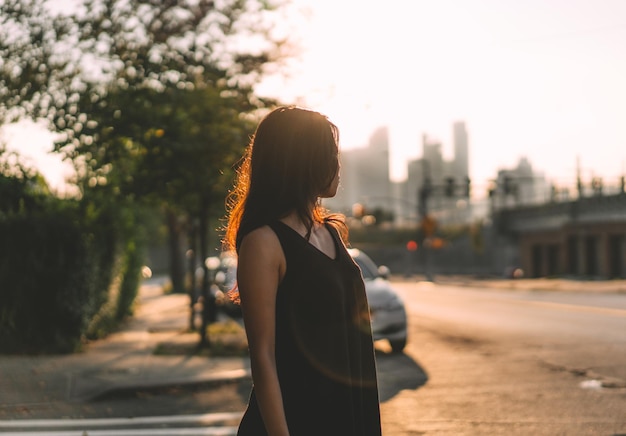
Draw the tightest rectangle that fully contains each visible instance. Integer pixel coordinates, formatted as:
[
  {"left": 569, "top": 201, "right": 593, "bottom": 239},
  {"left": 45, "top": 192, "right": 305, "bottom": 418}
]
[
  {"left": 3, "top": 0, "right": 626, "bottom": 196},
  {"left": 258, "top": 0, "right": 626, "bottom": 191}
]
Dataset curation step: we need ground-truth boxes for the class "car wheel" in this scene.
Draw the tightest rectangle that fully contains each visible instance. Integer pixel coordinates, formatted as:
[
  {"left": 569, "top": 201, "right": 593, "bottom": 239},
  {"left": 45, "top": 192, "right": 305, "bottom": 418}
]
[{"left": 389, "top": 337, "right": 407, "bottom": 353}]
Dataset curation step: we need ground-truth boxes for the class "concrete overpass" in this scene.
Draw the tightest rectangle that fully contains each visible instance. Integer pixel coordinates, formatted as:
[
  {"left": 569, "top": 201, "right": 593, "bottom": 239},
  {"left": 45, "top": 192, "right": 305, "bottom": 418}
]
[{"left": 494, "top": 193, "right": 626, "bottom": 279}]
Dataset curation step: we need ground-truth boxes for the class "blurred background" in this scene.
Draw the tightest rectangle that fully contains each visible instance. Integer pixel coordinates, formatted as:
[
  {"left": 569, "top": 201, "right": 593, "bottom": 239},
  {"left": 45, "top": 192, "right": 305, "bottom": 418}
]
[{"left": 1, "top": 0, "right": 625, "bottom": 353}]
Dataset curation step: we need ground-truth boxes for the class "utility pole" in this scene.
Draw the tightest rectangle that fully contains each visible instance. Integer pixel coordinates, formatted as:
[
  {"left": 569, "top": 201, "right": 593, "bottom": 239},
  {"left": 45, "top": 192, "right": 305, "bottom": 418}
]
[
  {"left": 576, "top": 156, "right": 583, "bottom": 199},
  {"left": 416, "top": 161, "right": 473, "bottom": 280},
  {"left": 418, "top": 160, "right": 434, "bottom": 281}
]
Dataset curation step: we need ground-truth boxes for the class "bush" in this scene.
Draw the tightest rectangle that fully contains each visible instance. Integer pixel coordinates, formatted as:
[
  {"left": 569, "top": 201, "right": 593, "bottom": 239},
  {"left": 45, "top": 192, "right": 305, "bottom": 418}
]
[
  {"left": 84, "top": 240, "right": 147, "bottom": 341},
  {"left": 0, "top": 187, "right": 149, "bottom": 353},
  {"left": 0, "top": 204, "right": 115, "bottom": 353},
  {"left": 0, "top": 151, "right": 150, "bottom": 353}
]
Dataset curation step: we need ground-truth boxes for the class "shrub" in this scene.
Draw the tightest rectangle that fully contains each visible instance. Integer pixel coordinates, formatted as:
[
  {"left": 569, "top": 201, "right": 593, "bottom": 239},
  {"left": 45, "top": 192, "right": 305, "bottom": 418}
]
[
  {"left": 0, "top": 177, "right": 148, "bottom": 353},
  {"left": 0, "top": 204, "right": 115, "bottom": 352}
]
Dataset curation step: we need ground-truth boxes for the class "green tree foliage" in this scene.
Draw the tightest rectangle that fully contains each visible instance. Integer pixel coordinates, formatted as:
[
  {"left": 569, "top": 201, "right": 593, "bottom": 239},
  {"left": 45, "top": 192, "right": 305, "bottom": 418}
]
[
  {"left": 0, "top": 0, "right": 288, "bottom": 346},
  {"left": 0, "top": 0, "right": 284, "bottom": 239},
  {"left": 1, "top": 0, "right": 286, "bottom": 152},
  {"left": 82, "top": 83, "right": 256, "bottom": 340},
  {"left": 0, "top": 0, "right": 79, "bottom": 124}
]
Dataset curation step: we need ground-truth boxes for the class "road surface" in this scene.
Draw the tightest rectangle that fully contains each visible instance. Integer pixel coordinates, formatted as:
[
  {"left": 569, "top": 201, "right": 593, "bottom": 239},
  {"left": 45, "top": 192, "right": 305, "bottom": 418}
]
[{"left": 377, "top": 280, "right": 626, "bottom": 435}]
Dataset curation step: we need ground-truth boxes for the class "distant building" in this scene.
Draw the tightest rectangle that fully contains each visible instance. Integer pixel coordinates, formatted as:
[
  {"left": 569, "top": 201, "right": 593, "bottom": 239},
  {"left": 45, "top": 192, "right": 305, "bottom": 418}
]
[
  {"left": 494, "top": 192, "right": 626, "bottom": 279},
  {"left": 401, "top": 122, "right": 471, "bottom": 225},
  {"left": 324, "top": 127, "right": 392, "bottom": 217},
  {"left": 452, "top": 121, "right": 469, "bottom": 180},
  {"left": 491, "top": 157, "right": 549, "bottom": 210},
  {"left": 326, "top": 121, "right": 496, "bottom": 227}
]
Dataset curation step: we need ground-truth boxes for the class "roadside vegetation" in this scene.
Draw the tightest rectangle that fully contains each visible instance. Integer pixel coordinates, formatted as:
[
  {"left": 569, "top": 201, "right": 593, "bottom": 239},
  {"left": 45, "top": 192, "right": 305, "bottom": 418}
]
[{"left": 0, "top": 0, "right": 288, "bottom": 353}]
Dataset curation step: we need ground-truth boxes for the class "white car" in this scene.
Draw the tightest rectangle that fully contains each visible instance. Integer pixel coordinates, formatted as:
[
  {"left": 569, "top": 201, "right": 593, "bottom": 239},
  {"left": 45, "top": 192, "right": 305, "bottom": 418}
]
[
  {"left": 212, "top": 248, "right": 409, "bottom": 353},
  {"left": 348, "top": 248, "right": 408, "bottom": 353}
]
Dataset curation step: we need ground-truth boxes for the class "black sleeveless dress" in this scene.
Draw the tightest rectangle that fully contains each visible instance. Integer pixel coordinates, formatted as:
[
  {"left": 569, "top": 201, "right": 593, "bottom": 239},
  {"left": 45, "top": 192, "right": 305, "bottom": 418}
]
[{"left": 237, "top": 220, "right": 382, "bottom": 436}]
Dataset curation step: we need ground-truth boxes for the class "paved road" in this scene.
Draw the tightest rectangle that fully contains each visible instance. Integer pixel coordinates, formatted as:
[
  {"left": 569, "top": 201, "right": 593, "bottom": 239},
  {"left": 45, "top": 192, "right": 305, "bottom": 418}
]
[{"left": 378, "top": 280, "right": 626, "bottom": 435}]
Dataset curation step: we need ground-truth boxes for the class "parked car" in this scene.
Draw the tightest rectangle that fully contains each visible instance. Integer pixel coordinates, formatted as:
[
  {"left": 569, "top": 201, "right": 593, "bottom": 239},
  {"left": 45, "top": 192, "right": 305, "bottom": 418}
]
[
  {"left": 206, "top": 252, "right": 242, "bottom": 318},
  {"left": 207, "top": 248, "right": 408, "bottom": 353},
  {"left": 348, "top": 248, "right": 408, "bottom": 353}
]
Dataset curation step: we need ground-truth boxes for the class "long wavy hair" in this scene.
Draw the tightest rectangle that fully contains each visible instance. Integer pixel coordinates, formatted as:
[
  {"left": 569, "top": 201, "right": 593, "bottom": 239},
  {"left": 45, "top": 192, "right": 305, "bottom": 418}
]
[{"left": 223, "top": 106, "right": 347, "bottom": 254}]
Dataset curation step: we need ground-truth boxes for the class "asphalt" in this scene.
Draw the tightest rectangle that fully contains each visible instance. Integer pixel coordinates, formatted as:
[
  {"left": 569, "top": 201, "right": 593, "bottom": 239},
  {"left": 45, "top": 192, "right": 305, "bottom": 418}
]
[{"left": 0, "top": 274, "right": 624, "bottom": 422}]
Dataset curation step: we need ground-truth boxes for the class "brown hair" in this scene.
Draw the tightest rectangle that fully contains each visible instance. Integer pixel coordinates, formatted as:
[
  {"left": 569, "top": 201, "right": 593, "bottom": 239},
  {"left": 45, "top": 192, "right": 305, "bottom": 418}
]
[{"left": 223, "top": 106, "right": 346, "bottom": 253}]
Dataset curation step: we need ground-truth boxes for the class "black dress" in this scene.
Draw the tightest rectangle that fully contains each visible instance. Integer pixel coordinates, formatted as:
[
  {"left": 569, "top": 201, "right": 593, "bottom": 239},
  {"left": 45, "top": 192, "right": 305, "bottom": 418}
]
[{"left": 237, "top": 220, "right": 382, "bottom": 436}]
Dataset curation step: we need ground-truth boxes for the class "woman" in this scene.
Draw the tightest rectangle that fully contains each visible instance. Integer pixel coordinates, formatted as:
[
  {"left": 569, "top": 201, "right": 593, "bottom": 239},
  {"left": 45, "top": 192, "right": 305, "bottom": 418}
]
[{"left": 223, "top": 106, "right": 381, "bottom": 436}]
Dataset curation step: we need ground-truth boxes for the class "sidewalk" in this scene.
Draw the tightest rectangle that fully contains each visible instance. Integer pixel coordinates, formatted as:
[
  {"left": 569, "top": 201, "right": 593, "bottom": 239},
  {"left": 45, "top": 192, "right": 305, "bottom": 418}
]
[
  {"left": 416, "top": 274, "right": 626, "bottom": 293},
  {"left": 0, "top": 277, "right": 251, "bottom": 420}
]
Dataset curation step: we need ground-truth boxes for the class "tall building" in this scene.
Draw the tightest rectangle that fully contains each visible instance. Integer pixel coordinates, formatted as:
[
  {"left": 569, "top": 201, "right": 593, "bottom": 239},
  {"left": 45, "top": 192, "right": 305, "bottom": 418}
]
[
  {"left": 452, "top": 121, "right": 469, "bottom": 180},
  {"left": 422, "top": 134, "right": 444, "bottom": 181},
  {"left": 492, "top": 157, "right": 549, "bottom": 209},
  {"left": 324, "top": 126, "right": 392, "bottom": 216},
  {"left": 404, "top": 157, "right": 424, "bottom": 223},
  {"left": 325, "top": 122, "right": 473, "bottom": 226}
]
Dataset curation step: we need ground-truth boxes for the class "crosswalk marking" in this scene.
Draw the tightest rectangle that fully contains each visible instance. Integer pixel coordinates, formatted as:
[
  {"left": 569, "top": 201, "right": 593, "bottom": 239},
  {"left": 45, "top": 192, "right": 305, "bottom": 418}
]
[
  {"left": 0, "top": 412, "right": 242, "bottom": 436},
  {"left": 0, "top": 412, "right": 242, "bottom": 429},
  {"left": 0, "top": 428, "right": 237, "bottom": 436}
]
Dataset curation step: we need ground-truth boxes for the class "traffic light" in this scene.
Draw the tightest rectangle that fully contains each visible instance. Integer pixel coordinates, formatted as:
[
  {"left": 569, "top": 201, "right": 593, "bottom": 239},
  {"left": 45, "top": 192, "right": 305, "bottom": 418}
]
[
  {"left": 444, "top": 177, "right": 455, "bottom": 197},
  {"left": 591, "top": 177, "right": 603, "bottom": 195}
]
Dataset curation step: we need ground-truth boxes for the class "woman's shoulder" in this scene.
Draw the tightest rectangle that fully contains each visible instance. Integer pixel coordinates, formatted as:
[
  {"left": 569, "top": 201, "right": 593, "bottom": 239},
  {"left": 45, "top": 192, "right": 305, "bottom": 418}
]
[
  {"left": 238, "top": 225, "right": 282, "bottom": 257},
  {"left": 237, "top": 224, "right": 286, "bottom": 281},
  {"left": 239, "top": 225, "right": 282, "bottom": 262}
]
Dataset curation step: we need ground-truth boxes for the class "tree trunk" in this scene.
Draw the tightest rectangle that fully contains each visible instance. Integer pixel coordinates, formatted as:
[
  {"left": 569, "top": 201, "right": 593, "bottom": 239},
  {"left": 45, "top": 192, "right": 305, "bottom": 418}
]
[
  {"left": 198, "top": 197, "right": 216, "bottom": 347},
  {"left": 187, "top": 219, "right": 199, "bottom": 331},
  {"left": 166, "top": 209, "right": 186, "bottom": 293}
]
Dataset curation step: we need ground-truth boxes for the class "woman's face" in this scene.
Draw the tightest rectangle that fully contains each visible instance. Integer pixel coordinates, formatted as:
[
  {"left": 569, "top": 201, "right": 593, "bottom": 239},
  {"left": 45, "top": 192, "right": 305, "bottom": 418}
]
[{"left": 320, "top": 160, "right": 340, "bottom": 199}]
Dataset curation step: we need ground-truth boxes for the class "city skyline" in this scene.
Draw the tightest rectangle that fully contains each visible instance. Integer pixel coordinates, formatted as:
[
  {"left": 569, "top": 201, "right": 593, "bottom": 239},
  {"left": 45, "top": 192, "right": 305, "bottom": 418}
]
[
  {"left": 257, "top": 0, "right": 626, "bottom": 186},
  {"left": 329, "top": 118, "right": 623, "bottom": 223},
  {"left": 334, "top": 120, "right": 597, "bottom": 191},
  {"left": 1, "top": 114, "right": 620, "bottom": 198},
  {"left": 2, "top": 0, "right": 626, "bottom": 195}
]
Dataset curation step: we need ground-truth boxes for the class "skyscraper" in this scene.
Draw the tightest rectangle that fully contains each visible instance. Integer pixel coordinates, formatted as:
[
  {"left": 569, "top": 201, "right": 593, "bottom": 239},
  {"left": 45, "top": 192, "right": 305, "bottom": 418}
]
[
  {"left": 452, "top": 121, "right": 469, "bottom": 179},
  {"left": 324, "top": 126, "right": 391, "bottom": 215}
]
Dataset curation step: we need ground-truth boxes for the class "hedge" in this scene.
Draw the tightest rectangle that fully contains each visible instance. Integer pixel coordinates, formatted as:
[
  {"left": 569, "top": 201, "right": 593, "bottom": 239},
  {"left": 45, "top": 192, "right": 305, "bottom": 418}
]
[{"left": 0, "top": 199, "right": 145, "bottom": 353}]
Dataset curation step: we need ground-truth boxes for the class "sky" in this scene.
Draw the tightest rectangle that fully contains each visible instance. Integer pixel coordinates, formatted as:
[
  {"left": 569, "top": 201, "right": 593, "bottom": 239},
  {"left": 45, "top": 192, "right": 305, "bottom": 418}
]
[
  {"left": 257, "top": 0, "right": 626, "bottom": 191},
  {"left": 3, "top": 0, "right": 626, "bottom": 196}
]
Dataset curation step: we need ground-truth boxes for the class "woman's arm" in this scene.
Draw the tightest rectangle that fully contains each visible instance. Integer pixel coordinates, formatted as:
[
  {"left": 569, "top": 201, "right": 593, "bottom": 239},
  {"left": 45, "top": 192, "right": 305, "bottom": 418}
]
[{"left": 237, "top": 226, "right": 289, "bottom": 436}]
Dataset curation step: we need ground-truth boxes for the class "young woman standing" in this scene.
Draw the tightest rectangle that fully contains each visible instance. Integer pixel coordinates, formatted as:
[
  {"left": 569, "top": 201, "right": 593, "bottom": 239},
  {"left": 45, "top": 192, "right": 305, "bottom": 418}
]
[{"left": 224, "top": 106, "right": 381, "bottom": 436}]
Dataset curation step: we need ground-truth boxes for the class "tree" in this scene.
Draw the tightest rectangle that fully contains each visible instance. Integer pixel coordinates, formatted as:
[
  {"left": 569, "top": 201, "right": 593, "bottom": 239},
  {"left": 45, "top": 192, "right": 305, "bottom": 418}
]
[
  {"left": 1, "top": 0, "right": 288, "bottom": 344},
  {"left": 0, "top": 0, "right": 79, "bottom": 125},
  {"left": 92, "top": 83, "right": 256, "bottom": 342},
  {"left": 2, "top": 0, "right": 285, "bottom": 182},
  {"left": 1, "top": 0, "right": 288, "bottom": 199}
]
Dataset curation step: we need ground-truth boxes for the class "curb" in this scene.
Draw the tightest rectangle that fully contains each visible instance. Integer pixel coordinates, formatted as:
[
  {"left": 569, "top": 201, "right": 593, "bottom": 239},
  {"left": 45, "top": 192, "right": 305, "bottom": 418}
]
[{"left": 85, "top": 369, "right": 252, "bottom": 402}]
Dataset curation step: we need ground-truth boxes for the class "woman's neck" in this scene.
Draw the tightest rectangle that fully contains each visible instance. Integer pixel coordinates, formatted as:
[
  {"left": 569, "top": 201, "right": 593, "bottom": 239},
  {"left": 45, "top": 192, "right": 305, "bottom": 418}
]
[{"left": 280, "top": 211, "right": 318, "bottom": 237}]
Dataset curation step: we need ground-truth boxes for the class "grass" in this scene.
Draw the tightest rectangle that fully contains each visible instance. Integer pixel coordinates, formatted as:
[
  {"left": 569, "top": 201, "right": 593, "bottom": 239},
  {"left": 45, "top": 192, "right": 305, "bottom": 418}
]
[{"left": 153, "top": 319, "right": 248, "bottom": 357}]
